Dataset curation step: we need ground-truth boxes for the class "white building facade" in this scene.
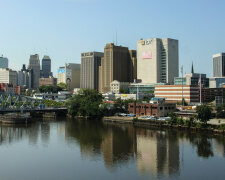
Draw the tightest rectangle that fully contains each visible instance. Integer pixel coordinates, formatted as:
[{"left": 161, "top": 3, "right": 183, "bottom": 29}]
[
  {"left": 110, "top": 80, "right": 130, "bottom": 94},
  {"left": 0, "top": 68, "right": 17, "bottom": 86},
  {"left": 137, "top": 38, "right": 179, "bottom": 84},
  {"left": 57, "top": 63, "right": 80, "bottom": 90}
]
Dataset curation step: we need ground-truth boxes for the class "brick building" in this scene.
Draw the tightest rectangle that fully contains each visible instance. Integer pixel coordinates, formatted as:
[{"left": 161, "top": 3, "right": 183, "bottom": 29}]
[
  {"left": 15, "top": 86, "right": 26, "bottom": 95},
  {"left": 0, "top": 83, "right": 16, "bottom": 94},
  {"left": 128, "top": 102, "right": 176, "bottom": 117}
]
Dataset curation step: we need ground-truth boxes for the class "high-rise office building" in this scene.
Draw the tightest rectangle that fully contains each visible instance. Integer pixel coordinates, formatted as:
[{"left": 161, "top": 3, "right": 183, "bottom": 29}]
[
  {"left": 80, "top": 52, "right": 103, "bottom": 90},
  {"left": 129, "top": 50, "right": 137, "bottom": 81},
  {"left": 0, "top": 56, "right": 8, "bottom": 68},
  {"left": 0, "top": 68, "right": 17, "bottom": 86},
  {"left": 137, "top": 38, "right": 179, "bottom": 84},
  {"left": 213, "top": 53, "right": 225, "bottom": 77},
  {"left": 98, "top": 43, "right": 136, "bottom": 93},
  {"left": 57, "top": 63, "right": 80, "bottom": 90},
  {"left": 42, "top": 55, "right": 52, "bottom": 78},
  {"left": 28, "top": 54, "right": 40, "bottom": 89},
  {"left": 17, "top": 64, "right": 33, "bottom": 89}
]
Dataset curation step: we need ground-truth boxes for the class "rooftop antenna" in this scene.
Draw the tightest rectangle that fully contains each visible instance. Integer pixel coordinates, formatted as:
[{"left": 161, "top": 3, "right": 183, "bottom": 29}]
[
  {"left": 113, "top": 33, "right": 115, "bottom": 44},
  {"left": 116, "top": 29, "right": 117, "bottom": 45}
]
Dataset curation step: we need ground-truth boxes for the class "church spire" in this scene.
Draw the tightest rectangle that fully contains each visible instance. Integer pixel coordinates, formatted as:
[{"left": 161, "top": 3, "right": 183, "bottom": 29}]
[{"left": 191, "top": 62, "right": 194, "bottom": 74}]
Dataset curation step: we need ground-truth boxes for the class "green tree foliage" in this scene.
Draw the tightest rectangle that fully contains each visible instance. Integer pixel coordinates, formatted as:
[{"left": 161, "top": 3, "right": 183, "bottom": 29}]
[
  {"left": 168, "top": 111, "right": 178, "bottom": 124},
  {"left": 38, "top": 85, "right": 62, "bottom": 93},
  {"left": 216, "top": 104, "right": 225, "bottom": 118},
  {"left": 177, "top": 98, "right": 188, "bottom": 106},
  {"left": 113, "top": 98, "right": 135, "bottom": 113},
  {"left": 25, "top": 89, "right": 33, "bottom": 96},
  {"left": 196, "top": 105, "right": 212, "bottom": 124},
  {"left": 66, "top": 89, "right": 103, "bottom": 118},
  {"left": 119, "top": 88, "right": 129, "bottom": 94},
  {"left": 44, "top": 100, "right": 65, "bottom": 107},
  {"left": 58, "top": 83, "right": 67, "bottom": 90}
]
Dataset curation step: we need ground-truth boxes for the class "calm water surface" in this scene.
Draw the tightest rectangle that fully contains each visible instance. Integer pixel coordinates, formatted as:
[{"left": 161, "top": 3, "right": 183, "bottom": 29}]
[{"left": 0, "top": 119, "right": 224, "bottom": 180}]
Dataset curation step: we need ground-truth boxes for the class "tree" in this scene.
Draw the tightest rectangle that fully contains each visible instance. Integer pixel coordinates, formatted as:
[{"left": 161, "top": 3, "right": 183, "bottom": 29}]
[
  {"left": 58, "top": 83, "right": 67, "bottom": 90},
  {"left": 119, "top": 88, "right": 129, "bottom": 94},
  {"left": 113, "top": 98, "right": 135, "bottom": 113},
  {"left": 114, "top": 98, "right": 124, "bottom": 112},
  {"left": 216, "top": 104, "right": 225, "bottom": 118},
  {"left": 196, "top": 105, "right": 212, "bottom": 124},
  {"left": 123, "top": 99, "right": 135, "bottom": 112},
  {"left": 38, "top": 85, "right": 62, "bottom": 93},
  {"left": 168, "top": 111, "right": 178, "bottom": 124},
  {"left": 66, "top": 89, "right": 103, "bottom": 118}
]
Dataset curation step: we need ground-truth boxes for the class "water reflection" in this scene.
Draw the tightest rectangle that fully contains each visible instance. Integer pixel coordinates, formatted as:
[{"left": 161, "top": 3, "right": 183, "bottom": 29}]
[
  {"left": 135, "top": 129, "right": 180, "bottom": 178},
  {"left": 0, "top": 120, "right": 224, "bottom": 179},
  {"left": 65, "top": 120, "right": 225, "bottom": 178}
]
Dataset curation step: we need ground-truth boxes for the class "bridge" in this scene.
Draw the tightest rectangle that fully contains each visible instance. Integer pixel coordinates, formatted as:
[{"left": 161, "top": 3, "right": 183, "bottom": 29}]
[{"left": 0, "top": 93, "right": 68, "bottom": 117}]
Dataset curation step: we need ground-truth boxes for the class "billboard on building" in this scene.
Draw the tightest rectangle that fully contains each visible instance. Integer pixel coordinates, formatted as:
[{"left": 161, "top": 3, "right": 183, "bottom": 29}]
[
  {"left": 58, "top": 69, "right": 66, "bottom": 73},
  {"left": 142, "top": 52, "right": 152, "bottom": 59}
]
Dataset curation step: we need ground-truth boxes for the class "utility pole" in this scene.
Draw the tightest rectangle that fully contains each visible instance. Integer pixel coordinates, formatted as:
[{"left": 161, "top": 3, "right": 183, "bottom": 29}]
[
  {"left": 200, "top": 74, "right": 202, "bottom": 104},
  {"left": 181, "top": 65, "right": 184, "bottom": 109}
]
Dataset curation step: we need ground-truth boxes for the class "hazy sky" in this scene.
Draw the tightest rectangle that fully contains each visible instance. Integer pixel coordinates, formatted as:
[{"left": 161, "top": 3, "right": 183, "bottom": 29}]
[{"left": 0, "top": 0, "right": 225, "bottom": 77}]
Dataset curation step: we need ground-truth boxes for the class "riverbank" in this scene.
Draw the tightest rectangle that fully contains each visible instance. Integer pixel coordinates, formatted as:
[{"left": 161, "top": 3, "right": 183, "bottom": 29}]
[{"left": 102, "top": 116, "right": 225, "bottom": 135}]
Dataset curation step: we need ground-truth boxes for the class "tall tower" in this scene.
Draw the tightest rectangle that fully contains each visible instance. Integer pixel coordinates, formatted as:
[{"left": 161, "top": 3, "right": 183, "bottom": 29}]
[
  {"left": 28, "top": 54, "right": 40, "bottom": 89},
  {"left": 98, "top": 43, "right": 136, "bottom": 93},
  {"left": 213, "top": 53, "right": 225, "bottom": 77},
  {"left": 0, "top": 56, "right": 8, "bottom": 68},
  {"left": 137, "top": 38, "right": 179, "bottom": 84},
  {"left": 80, "top": 52, "right": 103, "bottom": 90},
  {"left": 42, "top": 55, "right": 52, "bottom": 78},
  {"left": 191, "top": 62, "right": 194, "bottom": 74}
]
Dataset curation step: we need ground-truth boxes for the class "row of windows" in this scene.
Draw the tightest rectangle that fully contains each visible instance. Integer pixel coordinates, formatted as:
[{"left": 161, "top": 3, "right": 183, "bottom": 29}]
[{"left": 130, "top": 105, "right": 174, "bottom": 110}]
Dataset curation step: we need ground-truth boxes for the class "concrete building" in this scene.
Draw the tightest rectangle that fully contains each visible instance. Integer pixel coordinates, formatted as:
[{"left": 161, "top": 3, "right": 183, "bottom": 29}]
[
  {"left": 57, "top": 63, "right": 80, "bottom": 90},
  {"left": 80, "top": 52, "right": 103, "bottom": 90},
  {"left": 41, "top": 55, "right": 52, "bottom": 78},
  {"left": 137, "top": 38, "right": 178, "bottom": 84},
  {"left": 202, "top": 88, "right": 225, "bottom": 104},
  {"left": 39, "top": 77, "right": 57, "bottom": 86},
  {"left": 174, "top": 74, "right": 209, "bottom": 87},
  {"left": 174, "top": 63, "right": 209, "bottom": 87},
  {"left": 213, "top": 53, "right": 225, "bottom": 77},
  {"left": 28, "top": 54, "right": 40, "bottom": 89},
  {"left": 99, "top": 43, "right": 136, "bottom": 93},
  {"left": 17, "top": 64, "right": 33, "bottom": 89},
  {"left": 154, "top": 85, "right": 200, "bottom": 103},
  {"left": 0, "top": 68, "right": 17, "bottom": 86},
  {"left": 0, "top": 56, "right": 8, "bottom": 68},
  {"left": 129, "top": 50, "right": 137, "bottom": 81},
  {"left": 209, "top": 77, "right": 225, "bottom": 88},
  {"left": 128, "top": 83, "right": 166, "bottom": 94},
  {"left": 110, "top": 80, "right": 130, "bottom": 94}
]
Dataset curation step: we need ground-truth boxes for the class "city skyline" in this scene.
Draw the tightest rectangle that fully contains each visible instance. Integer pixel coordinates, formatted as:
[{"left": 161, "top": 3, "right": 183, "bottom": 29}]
[{"left": 0, "top": 0, "right": 225, "bottom": 76}]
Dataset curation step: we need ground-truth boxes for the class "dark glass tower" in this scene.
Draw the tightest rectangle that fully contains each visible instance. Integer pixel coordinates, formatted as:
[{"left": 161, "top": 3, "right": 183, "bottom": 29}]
[{"left": 42, "top": 56, "right": 52, "bottom": 78}]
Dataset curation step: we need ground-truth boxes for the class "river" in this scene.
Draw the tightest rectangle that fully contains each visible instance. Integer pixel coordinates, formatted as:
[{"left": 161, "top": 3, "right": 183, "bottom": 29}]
[{"left": 0, "top": 119, "right": 224, "bottom": 180}]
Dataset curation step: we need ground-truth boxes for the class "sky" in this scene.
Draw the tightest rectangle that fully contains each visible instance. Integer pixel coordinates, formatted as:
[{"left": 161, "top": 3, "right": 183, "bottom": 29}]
[{"left": 0, "top": 0, "right": 225, "bottom": 77}]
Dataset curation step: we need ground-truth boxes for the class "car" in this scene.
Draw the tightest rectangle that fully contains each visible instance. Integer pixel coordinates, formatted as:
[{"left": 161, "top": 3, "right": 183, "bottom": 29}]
[{"left": 127, "top": 114, "right": 136, "bottom": 117}]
